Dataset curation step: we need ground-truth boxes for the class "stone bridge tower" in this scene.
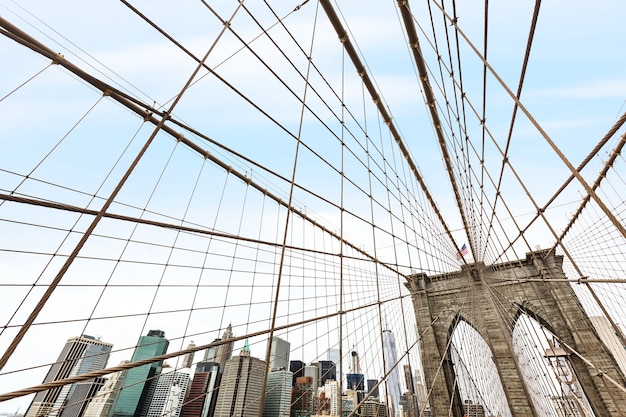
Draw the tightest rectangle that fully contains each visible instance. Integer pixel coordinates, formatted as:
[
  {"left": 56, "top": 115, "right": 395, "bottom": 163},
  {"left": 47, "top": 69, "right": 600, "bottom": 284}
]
[{"left": 405, "top": 250, "right": 626, "bottom": 417}]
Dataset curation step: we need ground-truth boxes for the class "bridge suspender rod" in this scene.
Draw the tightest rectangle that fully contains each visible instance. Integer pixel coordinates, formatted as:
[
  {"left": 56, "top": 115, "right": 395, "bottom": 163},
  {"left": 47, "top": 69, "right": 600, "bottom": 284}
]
[
  {"left": 0, "top": 3, "right": 246, "bottom": 371},
  {"left": 0, "top": 17, "right": 404, "bottom": 277},
  {"left": 485, "top": 0, "right": 542, "bottom": 262},
  {"left": 318, "top": 0, "right": 464, "bottom": 259},
  {"left": 549, "top": 132, "right": 626, "bottom": 351},
  {"left": 496, "top": 111, "right": 626, "bottom": 259},
  {"left": 395, "top": 0, "right": 475, "bottom": 260},
  {"left": 428, "top": 0, "right": 626, "bottom": 244},
  {"left": 0, "top": 17, "right": 408, "bottom": 275},
  {"left": 551, "top": 132, "right": 626, "bottom": 255},
  {"left": 0, "top": 192, "right": 402, "bottom": 268}
]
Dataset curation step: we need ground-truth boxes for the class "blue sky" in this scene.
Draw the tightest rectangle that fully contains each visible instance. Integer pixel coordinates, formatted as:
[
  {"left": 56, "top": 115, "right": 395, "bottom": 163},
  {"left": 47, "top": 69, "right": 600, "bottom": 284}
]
[{"left": 1, "top": 0, "right": 626, "bottom": 414}]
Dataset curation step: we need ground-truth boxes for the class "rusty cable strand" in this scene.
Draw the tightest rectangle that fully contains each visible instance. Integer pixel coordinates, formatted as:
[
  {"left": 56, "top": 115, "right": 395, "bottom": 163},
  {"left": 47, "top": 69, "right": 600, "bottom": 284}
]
[
  {"left": 0, "top": 1, "right": 245, "bottom": 370},
  {"left": 318, "top": 0, "right": 465, "bottom": 263}
]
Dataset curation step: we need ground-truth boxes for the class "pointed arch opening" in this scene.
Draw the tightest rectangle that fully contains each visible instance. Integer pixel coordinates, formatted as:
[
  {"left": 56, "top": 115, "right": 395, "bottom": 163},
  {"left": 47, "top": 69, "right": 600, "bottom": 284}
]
[
  {"left": 512, "top": 310, "right": 597, "bottom": 417},
  {"left": 449, "top": 316, "right": 512, "bottom": 417}
]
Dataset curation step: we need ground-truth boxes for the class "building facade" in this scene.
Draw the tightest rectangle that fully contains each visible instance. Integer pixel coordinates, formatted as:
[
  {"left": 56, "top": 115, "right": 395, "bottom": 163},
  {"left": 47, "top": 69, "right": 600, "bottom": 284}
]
[
  {"left": 319, "top": 361, "right": 336, "bottom": 387},
  {"left": 346, "top": 374, "right": 365, "bottom": 391},
  {"left": 304, "top": 365, "right": 319, "bottom": 390},
  {"left": 214, "top": 325, "right": 234, "bottom": 372},
  {"left": 82, "top": 363, "right": 128, "bottom": 417},
  {"left": 181, "top": 361, "right": 220, "bottom": 417},
  {"left": 290, "top": 361, "right": 306, "bottom": 386},
  {"left": 144, "top": 370, "right": 190, "bottom": 417},
  {"left": 182, "top": 342, "right": 196, "bottom": 369},
  {"left": 263, "top": 370, "right": 292, "bottom": 417},
  {"left": 323, "top": 380, "right": 339, "bottom": 417},
  {"left": 213, "top": 341, "right": 266, "bottom": 417},
  {"left": 268, "top": 337, "right": 290, "bottom": 371},
  {"left": 291, "top": 376, "right": 314, "bottom": 417},
  {"left": 367, "top": 380, "right": 380, "bottom": 399},
  {"left": 25, "top": 335, "right": 113, "bottom": 417},
  {"left": 110, "top": 330, "right": 169, "bottom": 417},
  {"left": 382, "top": 330, "right": 401, "bottom": 414}
]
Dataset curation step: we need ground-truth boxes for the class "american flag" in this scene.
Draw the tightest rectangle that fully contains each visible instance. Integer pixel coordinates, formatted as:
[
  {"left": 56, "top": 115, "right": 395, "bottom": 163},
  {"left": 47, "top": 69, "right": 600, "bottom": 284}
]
[{"left": 456, "top": 243, "right": 468, "bottom": 260}]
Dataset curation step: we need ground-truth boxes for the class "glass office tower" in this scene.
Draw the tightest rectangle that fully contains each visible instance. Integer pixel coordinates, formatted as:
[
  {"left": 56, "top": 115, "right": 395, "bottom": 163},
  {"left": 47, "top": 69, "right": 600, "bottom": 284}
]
[{"left": 110, "top": 330, "right": 169, "bottom": 417}]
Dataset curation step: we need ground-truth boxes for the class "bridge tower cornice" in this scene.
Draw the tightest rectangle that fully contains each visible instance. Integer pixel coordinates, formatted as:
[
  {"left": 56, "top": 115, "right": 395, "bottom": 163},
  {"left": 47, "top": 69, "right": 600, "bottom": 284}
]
[{"left": 406, "top": 250, "right": 626, "bottom": 417}]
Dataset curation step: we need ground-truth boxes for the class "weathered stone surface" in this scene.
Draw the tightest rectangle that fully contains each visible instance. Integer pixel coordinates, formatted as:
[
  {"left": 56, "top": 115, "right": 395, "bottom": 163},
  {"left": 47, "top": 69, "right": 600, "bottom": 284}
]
[{"left": 405, "top": 250, "right": 626, "bottom": 417}]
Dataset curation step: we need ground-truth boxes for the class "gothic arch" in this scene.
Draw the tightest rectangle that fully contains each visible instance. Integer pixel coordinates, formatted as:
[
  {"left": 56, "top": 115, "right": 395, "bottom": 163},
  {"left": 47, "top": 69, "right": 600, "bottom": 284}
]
[{"left": 406, "top": 251, "right": 626, "bottom": 417}]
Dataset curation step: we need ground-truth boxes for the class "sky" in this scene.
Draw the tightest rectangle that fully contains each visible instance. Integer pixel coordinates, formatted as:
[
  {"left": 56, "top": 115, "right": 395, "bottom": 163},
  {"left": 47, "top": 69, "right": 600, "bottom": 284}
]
[{"left": 1, "top": 0, "right": 626, "bottom": 415}]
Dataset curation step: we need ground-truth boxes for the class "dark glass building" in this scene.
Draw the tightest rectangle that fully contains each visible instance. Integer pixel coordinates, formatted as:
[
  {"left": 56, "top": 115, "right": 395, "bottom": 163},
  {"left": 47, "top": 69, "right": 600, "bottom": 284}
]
[
  {"left": 289, "top": 360, "right": 306, "bottom": 386},
  {"left": 346, "top": 373, "right": 365, "bottom": 391},
  {"left": 319, "top": 360, "right": 336, "bottom": 386},
  {"left": 110, "top": 330, "right": 169, "bottom": 417},
  {"left": 367, "top": 379, "right": 380, "bottom": 399}
]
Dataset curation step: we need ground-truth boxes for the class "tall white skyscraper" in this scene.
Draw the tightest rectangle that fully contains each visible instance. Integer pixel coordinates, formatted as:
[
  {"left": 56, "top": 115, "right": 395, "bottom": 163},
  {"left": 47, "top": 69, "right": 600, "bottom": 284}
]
[
  {"left": 182, "top": 341, "right": 196, "bottom": 369},
  {"left": 214, "top": 324, "right": 235, "bottom": 371},
  {"left": 25, "top": 335, "right": 113, "bottom": 417},
  {"left": 323, "top": 380, "right": 340, "bottom": 417},
  {"left": 350, "top": 350, "right": 361, "bottom": 374},
  {"left": 382, "top": 330, "right": 401, "bottom": 413},
  {"left": 214, "top": 341, "right": 266, "bottom": 417},
  {"left": 267, "top": 336, "right": 290, "bottom": 371},
  {"left": 145, "top": 370, "right": 191, "bottom": 417},
  {"left": 262, "top": 370, "right": 292, "bottom": 417},
  {"left": 82, "top": 361, "right": 129, "bottom": 417},
  {"left": 414, "top": 370, "right": 429, "bottom": 415}
]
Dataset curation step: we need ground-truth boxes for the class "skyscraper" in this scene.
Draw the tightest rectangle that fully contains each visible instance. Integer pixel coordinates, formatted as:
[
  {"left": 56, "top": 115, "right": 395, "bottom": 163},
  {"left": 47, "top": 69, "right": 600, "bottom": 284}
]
[
  {"left": 403, "top": 364, "right": 418, "bottom": 417},
  {"left": 182, "top": 342, "right": 196, "bottom": 369},
  {"left": 200, "top": 362, "right": 221, "bottom": 417},
  {"left": 367, "top": 380, "right": 380, "bottom": 399},
  {"left": 145, "top": 370, "right": 191, "bottom": 417},
  {"left": 82, "top": 362, "right": 129, "bottom": 417},
  {"left": 319, "top": 361, "right": 336, "bottom": 386},
  {"left": 267, "top": 336, "right": 290, "bottom": 371},
  {"left": 326, "top": 349, "right": 340, "bottom": 368},
  {"left": 181, "top": 372, "right": 209, "bottom": 417},
  {"left": 213, "top": 341, "right": 266, "bottom": 417},
  {"left": 403, "top": 365, "right": 415, "bottom": 394},
  {"left": 304, "top": 365, "right": 319, "bottom": 391},
  {"left": 289, "top": 360, "right": 305, "bottom": 386},
  {"left": 382, "top": 330, "right": 401, "bottom": 414},
  {"left": 110, "top": 330, "right": 169, "bottom": 417},
  {"left": 413, "top": 370, "right": 428, "bottom": 416},
  {"left": 25, "top": 334, "right": 113, "bottom": 417},
  {"left": 202, "top": 339, "right": 221, "bottom": 364},
  {"left": 291, "top": 376, "right": 314, "bottom": 417},
  {"left": 181, "top": 361, "right": 220, "bottom": 417},
  {"left": 214, "top": 324, "right": 234, "bottom": 371},
  {"left": 350, "top": 350, "right": 361, "bottom": 374},
  {"left": 346, "top": 349, "right": 365, "bottom": 391},
  {"left": 262, "top": 369, "right": 292, "bottom": 417},
  {"left": 361, "top": 399, "right": 386, "bottom": 417},
  {"left": 342, "top": 395, "right": 355, "bottom": 417},
  {"left": 346, "top": 373, "right": 365, "bottom": 391},
  {"left": 60, "top": 377, "right": 107, "bottom": 417},
  {"left": 323, "top": 380, "right": 340, "bottom": 417}
]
